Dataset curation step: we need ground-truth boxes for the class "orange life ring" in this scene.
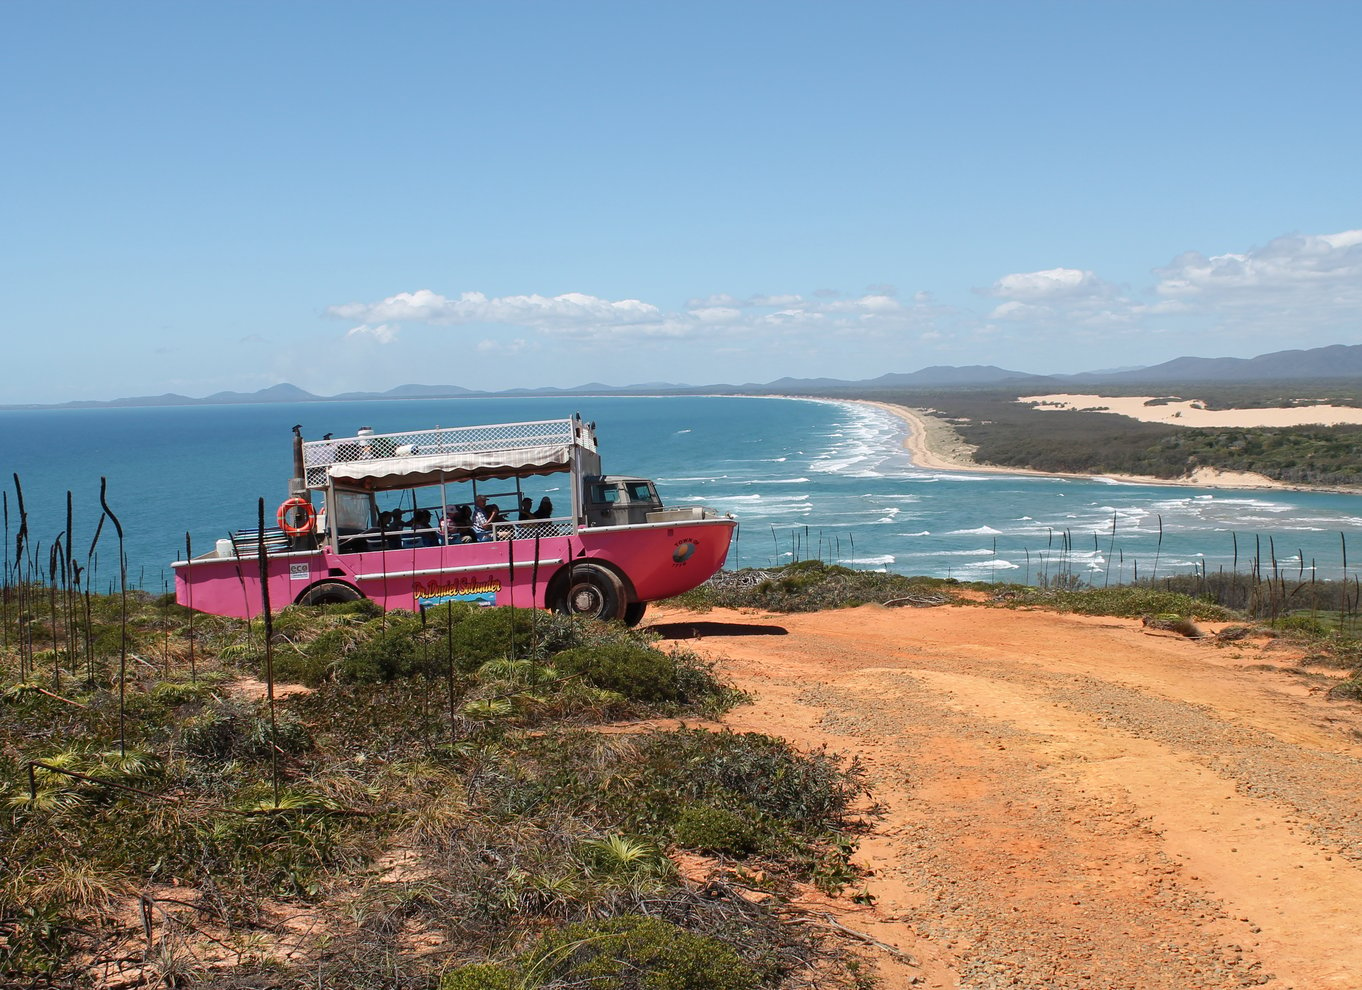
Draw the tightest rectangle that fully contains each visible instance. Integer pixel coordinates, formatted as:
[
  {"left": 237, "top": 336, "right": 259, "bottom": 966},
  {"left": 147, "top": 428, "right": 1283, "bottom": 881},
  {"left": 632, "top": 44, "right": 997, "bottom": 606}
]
[{"left": 277, "top": 497, "right": 317, "bottom": 536}]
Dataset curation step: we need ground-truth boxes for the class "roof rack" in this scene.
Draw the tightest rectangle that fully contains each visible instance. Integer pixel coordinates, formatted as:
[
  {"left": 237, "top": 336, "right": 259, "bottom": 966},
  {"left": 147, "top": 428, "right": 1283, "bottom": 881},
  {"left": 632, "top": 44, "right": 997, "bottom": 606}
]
[{"left": 301, "top": 416, "right": 599, "bottom": 490}]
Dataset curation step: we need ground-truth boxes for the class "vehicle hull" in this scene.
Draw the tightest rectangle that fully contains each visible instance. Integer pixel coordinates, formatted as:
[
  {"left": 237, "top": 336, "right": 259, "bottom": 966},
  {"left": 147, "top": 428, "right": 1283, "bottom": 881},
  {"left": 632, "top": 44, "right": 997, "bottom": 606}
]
[{"left": 173, "top": 518, "right": 734, "bottom": 619}]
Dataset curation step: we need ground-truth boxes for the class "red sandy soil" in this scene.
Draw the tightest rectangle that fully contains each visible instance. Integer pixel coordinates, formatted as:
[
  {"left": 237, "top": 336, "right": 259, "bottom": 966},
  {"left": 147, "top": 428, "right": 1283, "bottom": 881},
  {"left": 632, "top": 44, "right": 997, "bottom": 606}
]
[{"left": 647, "top": 602, "right": 1362, "bottom": 990}]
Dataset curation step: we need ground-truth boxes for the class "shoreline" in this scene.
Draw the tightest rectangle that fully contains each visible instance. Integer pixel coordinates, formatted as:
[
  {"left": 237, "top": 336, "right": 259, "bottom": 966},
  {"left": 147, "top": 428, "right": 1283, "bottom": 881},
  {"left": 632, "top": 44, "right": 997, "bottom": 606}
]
[{"left": 849, "top": 399, "right": 1295, "bottom": 492}]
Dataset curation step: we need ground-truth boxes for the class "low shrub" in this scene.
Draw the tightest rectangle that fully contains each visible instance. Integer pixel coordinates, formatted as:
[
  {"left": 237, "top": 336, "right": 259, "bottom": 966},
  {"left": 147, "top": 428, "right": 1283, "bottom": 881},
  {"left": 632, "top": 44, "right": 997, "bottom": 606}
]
[
  {"left": 673, "top": 803, "right": 763, "bottom": 856},
  {"left": 671, "top": 561, "right": 961, "bottom": 613},
  {"left": 1327, "top": 677, "right": 1362, "bottom": 701},
  {"left": 502, "top": 728, "right": 863, "bottom": 856},
  {"left": 531, "top": 914, "right": 763, "bottom": 990},
  {"left": 337, "top": 613, "right": 430, "bottom": 682},
  {"left": 553, "top": 641, "right": 681, "bottom": 704},
  {"left": 440, "top": 963, "right": 518, "bottom": 990},
  {"left": 999, "top": 585, "right": 1235, "bottom": 620},
  {"left": 552, "top": 642, "right": 732, "bottom": 712},
  {"left": 1273, "top": 614, "right": 1332, "bottom": 637}
]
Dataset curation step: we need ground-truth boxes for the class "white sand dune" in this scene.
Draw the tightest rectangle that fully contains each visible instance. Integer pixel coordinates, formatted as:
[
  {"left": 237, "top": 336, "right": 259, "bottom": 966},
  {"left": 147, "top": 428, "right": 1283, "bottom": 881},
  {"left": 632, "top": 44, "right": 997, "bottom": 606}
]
[{"left": 1020, "top": 393, "right": 1362, "bottom": 428}]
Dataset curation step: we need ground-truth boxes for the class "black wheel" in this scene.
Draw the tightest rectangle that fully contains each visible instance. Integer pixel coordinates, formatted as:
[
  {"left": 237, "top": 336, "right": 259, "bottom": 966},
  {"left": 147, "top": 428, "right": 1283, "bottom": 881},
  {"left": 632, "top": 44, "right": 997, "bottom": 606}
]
[
  {"left": 297, "top": 580, "right": 364, "bottom": 606},
  {"left": 622, "top": 601, "right": 647, "bottom": 627},
  {"left": 555, "top": 563, "right": 626, "bottom": 622}
]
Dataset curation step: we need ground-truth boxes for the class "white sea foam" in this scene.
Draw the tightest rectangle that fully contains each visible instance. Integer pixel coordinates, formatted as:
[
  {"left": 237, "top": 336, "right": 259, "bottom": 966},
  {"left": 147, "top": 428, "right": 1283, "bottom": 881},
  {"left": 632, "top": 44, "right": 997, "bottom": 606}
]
[
  {"left": 954, "top": 558, "right": 1021, "bottom": 571},
  {"left": 949, "top": 525, "right": 1004, "bottom": 536},
  {"left": 716, "top": 494, "right": 810, "bottom": 504},
  {"left": 898, "top": 548, "right": 996, "bottom": 558},
  {"left": 845, "top": 554, "right": 896, "bottom": 565},
  {"left": 740, "top": 504, "right": 814, "bottom": 516}
]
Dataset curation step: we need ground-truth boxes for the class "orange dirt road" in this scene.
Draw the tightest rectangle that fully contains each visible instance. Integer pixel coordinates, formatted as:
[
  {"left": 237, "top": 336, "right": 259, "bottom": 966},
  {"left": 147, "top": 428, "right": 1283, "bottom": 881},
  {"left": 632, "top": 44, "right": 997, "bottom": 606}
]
[{"left": 648, "top": 603, "right": 1362, "bottom": 990}]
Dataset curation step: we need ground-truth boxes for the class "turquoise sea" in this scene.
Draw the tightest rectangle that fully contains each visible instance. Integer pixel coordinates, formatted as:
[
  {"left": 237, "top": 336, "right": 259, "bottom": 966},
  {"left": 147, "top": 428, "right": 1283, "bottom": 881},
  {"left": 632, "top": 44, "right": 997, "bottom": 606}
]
[{"left": 2, "top": 395, "right": 1360, "bottom": 592}]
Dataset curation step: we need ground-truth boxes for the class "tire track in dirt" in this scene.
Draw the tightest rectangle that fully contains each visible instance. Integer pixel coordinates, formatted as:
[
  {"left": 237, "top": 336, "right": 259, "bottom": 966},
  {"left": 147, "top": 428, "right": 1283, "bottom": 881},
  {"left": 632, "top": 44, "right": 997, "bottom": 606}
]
[{"left": 650, "top": 603, "right": 1362, "bottom": 990}]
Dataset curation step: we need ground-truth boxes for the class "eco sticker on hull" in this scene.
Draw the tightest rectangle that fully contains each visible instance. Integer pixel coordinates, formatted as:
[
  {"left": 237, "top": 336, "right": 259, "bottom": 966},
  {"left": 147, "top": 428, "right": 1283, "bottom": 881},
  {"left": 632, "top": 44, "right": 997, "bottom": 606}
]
[
  {"left": 414, "top": 576, "right": 501, "bottom": 608},
  {"left": 672, "top": 539, "right": 699, "bottom": 565}
]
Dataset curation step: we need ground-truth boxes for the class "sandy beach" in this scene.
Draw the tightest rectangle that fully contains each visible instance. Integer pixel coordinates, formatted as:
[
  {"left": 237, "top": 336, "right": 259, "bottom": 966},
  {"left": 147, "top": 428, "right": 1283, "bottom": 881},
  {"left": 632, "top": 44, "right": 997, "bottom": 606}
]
[{"left": 856, "top": 399, "right": 1289, "bottom": 490}]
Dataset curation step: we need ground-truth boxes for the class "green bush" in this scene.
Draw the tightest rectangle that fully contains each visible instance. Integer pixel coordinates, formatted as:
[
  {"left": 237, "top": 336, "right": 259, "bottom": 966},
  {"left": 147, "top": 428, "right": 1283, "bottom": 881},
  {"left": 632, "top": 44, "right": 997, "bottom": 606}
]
[
  {"left": 440, "top": 963, "right": 518, "bottom": 990},
  {"left": 428, "top": 603, "right": 540, "bottom": 673},
  {"left": 339, "top": 614, "right": 430, "bottom": 682},
  {"left": 554, "top": 641, "right": 683, "bottom": 704},
  {"left": 652, "top": 730, "right": 861, "bottom": 830},
  {"left": 506, "top": 728, "right": 861, "bottom": 849},
  {"left": 673, "top": 803, "right": 763, "bottom": 856},
  {"left": 1274, "top": 614, "right": 1332, "bottom": 637},
  {"left": 1000, "top": 585, "right": 1235, "bottom": 620},
  {"left": 1328, "top": 677, "right": 1362, "bottom": 701},
  {"left": 530, "top": 914, "right": 762, "bottom": 990},
  {"left": 674, "top": 561, "right": 960, "bottom": 613}
]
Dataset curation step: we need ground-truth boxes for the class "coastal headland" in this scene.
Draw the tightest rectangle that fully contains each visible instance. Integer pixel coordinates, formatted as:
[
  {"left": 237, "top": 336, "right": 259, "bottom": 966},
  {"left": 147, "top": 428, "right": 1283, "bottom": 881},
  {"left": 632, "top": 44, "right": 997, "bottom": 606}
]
[{"left": 858, "top": 399, "right": 1299, "bottom": 491}]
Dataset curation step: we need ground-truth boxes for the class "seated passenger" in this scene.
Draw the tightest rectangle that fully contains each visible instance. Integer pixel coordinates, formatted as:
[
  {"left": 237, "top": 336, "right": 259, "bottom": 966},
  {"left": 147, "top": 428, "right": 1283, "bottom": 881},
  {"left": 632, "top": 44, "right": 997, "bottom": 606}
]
[
  {"left": 486, "top": 503, "right": 510, "bottom": 539},
  {"left": 410, "top": 508, "right": 439, "bottom": 547},
  {"left": 443, "top": 505, "right": 474, "bottom": 543},
  {"left": 517, "top": 497, "right": 535, "bottom": 521},
  {"left": 471, "top": 495, "right": 494, "bottom": 542},
  {"left": 533, "top": 496, "right": 554, "bottom": 519}
]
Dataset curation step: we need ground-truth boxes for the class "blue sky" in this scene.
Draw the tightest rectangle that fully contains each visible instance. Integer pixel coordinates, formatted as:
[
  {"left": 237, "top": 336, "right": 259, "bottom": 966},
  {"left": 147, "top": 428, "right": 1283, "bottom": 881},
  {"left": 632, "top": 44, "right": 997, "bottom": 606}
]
[{"left": 4, "top": 1, "right": 1359, "bottom": 403}]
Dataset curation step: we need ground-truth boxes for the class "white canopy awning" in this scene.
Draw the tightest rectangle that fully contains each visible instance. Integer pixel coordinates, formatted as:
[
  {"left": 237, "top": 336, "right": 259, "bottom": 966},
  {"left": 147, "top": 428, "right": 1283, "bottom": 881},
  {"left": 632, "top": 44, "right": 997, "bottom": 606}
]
[{"left": 327, "top": 443, "right": 572, "bottom": 489}]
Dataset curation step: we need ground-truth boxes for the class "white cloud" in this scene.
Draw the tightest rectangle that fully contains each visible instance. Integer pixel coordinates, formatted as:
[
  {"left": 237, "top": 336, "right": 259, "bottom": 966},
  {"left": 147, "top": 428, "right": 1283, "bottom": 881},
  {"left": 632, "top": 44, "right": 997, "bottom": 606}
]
[
  {"left": 988, "top": 300, "right": 1038, "bottom": 320},
  {"left": 346, "top": 323, "right": 399, "bottom": 344},
  {"left": 328, "top": 290, "right": 661, "bottom": 330},
  {"left": 1155, "top": 229, "right": 1362, "bottom": 298},
  {"left": 328, "top": 287, "right": 938, "bottom": 347},
  {"left": 475, "top": 337, "right": 531, "bottom": 355},
  {"left": 317, "top": 228, "right": 1360, "bottom": 382},
  {"left": 990, "top": 267, "right": 1109, "bottom": 300},
  {"left": 687, "top": 306, "right": 745, "bottom": 323}
]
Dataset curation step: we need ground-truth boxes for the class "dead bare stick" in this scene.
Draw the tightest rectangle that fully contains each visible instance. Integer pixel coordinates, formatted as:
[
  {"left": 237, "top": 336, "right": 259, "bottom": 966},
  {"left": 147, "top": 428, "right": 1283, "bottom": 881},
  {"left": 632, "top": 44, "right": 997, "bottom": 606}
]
[
  {"left": 32, "top": 686, "right": 89, "bottom": 708},
  {"left": 781, "top": 911, "right": 919, "bottom": 966}
]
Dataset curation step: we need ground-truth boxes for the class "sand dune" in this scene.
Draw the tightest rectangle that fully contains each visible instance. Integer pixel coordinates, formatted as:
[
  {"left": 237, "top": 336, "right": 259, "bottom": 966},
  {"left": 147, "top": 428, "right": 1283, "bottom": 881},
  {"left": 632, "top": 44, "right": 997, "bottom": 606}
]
[{"left": 1021, "top": 393, "right": 1362, "bottom": 428}]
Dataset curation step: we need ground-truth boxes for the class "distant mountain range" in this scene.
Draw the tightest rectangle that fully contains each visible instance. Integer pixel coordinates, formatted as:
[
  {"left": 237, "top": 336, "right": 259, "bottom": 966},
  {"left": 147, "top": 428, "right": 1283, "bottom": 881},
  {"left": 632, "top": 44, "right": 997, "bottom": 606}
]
[
  {"left": 15, "top": 343, "right": 1362, "bottom": 410},
  {"left": 1087, "top": 344, "right": 1362, "bottom": 384}
]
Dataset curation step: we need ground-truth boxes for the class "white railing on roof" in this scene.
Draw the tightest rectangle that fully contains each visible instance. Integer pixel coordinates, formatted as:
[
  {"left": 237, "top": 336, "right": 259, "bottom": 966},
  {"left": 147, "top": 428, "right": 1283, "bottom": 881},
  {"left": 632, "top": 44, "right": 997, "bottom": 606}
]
[{"left": 302, "top": 417, "right": 596, "bottom": 489}]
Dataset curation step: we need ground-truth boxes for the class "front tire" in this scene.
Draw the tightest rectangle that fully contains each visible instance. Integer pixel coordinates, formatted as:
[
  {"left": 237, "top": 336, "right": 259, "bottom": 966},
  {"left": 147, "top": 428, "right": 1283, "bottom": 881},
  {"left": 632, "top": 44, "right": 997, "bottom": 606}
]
[
  {"left": 622, "top": 601, "right": 647, "bottom": 627},
  {"left": 555, "top": 563, "right": 627, "bottom": 622},
  {"left": 297, "top": 580, "right": 363, "bottom": 606}
]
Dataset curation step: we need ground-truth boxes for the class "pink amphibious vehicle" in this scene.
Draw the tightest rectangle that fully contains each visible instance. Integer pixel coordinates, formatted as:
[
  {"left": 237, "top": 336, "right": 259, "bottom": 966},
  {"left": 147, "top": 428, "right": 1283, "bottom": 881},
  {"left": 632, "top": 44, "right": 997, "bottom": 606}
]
[{"left": 172, "top": 414, "right": 735, "bottom": 625}]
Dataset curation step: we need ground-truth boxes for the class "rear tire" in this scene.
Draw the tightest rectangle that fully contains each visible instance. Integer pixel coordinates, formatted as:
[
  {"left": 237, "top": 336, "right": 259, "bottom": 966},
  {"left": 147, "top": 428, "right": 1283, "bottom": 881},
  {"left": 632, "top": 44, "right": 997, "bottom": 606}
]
[
  {"left": 555, "top": 563, "right": 627, "bottom": 622},
  {"left": 623, "top": 601, "right": 647, "bottom": 627},
  {"left": 297, "top": 580, "right": 363, "bottom": 606}
]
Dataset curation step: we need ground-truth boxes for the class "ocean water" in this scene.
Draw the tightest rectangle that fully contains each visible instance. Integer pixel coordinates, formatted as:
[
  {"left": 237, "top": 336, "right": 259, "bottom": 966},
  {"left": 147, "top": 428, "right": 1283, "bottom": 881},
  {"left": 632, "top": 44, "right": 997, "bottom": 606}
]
[{"left": 1, "top": 395, "right": 1360, "bottom": 592}]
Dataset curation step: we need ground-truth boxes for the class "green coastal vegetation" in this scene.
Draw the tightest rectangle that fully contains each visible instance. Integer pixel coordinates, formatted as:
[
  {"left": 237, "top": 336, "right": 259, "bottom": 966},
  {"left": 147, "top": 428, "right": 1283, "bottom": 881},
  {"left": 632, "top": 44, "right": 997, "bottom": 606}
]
[
  {"left": 6, "top": 557, "right": 1362, "bottom": 988},
  {"left": 802, "top": 383, "right": 1362, "bottom": 486},
  {"left": 1, "top": 591, "right": 874, "bottom": 989}
]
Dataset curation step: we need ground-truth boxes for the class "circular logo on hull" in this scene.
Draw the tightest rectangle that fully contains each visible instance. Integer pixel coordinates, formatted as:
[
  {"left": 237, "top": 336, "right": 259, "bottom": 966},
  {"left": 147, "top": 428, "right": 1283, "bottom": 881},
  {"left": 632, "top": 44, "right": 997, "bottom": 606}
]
[{"left": 672, "top": 539, "right": 698, "bottom": 563}]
